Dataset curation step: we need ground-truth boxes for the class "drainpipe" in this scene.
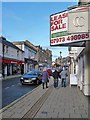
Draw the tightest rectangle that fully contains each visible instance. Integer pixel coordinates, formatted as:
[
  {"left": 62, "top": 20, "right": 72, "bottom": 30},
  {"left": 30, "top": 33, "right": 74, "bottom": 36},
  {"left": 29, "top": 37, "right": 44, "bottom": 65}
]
[{"left": 2, "top": 42, "right": 4, "bottom": 78}]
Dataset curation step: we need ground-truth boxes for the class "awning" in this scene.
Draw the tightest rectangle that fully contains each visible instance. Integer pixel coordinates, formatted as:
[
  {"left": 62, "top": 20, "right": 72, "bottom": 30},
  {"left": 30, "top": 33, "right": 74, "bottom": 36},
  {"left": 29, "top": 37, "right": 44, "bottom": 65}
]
[{"left": 0, "top": 58, "right": 24, "bottom": 65}]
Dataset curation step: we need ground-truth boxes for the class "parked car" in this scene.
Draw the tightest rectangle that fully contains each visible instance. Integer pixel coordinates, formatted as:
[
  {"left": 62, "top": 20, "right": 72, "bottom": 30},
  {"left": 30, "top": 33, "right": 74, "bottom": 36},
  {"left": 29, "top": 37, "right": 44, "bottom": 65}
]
[{"left": 20, "top": 70, "right": 42, "bottom": 85}]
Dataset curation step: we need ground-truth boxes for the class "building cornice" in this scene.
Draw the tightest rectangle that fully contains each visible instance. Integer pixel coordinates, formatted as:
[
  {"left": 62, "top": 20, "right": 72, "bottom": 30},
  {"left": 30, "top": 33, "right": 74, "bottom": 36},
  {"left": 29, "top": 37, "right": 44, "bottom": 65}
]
[
  {"left": 0, "top": 37, "right": 24, "bottom": 52},
  {"left": 12, "top": 40, "right": 37, "bottom": 52}
]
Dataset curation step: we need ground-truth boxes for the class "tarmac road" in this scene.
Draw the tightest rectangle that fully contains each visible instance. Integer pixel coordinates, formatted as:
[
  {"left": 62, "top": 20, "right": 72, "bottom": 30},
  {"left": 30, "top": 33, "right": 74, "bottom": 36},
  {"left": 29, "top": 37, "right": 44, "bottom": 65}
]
[{"left": 2, "top": 77, "right": 38, "bottom": 108}]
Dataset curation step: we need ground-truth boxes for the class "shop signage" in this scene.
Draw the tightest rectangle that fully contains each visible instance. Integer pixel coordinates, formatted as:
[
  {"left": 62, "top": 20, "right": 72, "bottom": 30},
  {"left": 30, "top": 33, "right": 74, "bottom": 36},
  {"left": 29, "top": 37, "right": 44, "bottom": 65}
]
[
  {"left": 68, "top": 6, "right": 90, "bottom": 33},
  {"left": 0, "top": 59, "right": 24, "bottom": 64},
  {"left": 50, "top": 7, "right": 90, "bottom": 46},
  {"left": 11, "top": 61, "right": 17, "bottom": 64},
  {"left": 50, "top": 33, "right": 89, "bottom": 46}
]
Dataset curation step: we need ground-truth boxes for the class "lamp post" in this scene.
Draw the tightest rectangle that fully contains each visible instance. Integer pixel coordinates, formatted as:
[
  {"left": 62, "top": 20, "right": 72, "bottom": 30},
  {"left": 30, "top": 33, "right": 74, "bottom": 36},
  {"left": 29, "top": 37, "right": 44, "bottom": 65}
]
[
  {"left": 60, "top": 51, "right": 62, "bottom": 66},
  {"left": 60, "top": 51, "right": 62, "bottom": 58}
]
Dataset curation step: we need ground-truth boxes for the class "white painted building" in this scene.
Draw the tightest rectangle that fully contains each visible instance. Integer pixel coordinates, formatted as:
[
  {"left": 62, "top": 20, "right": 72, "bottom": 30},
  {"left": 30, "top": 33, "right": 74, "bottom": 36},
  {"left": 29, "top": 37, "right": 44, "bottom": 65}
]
[
  {"left": 76, "top": 41, "right": 90, "bottom": 96},
  {"left": 12, "top": 40, "right": 38, "bottom": 73},
  {"left": 68, "top": 0, "right": 90, "bottom": 96},
  {"left": 68, "top": 47, "right": 78, "bottom": 74},
  {"left": 68, "top": 42, "right": 90, "bottom": 96},
  {"left": 0, "top": 36, "right": 24, "bottom": 77}
]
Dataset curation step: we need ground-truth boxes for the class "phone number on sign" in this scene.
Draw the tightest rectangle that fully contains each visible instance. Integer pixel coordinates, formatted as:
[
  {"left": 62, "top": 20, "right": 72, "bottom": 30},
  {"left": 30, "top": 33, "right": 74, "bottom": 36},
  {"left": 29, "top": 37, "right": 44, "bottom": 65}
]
[
  {"left": 67, "top": 33, "right": 89, "bottom": 41},
  {"left": 50, "top": 33, "right": 89, "bottom": 44}
]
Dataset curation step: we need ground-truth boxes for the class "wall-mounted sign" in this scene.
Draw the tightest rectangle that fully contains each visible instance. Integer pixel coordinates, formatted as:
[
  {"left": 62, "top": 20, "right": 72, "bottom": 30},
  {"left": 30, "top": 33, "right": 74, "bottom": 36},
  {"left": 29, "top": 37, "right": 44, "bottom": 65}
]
[
  {"left": 68, "top": 6, "right": 90, "bottom": 33},
  {"left": 50, "top": 7, "right": 90, "bottom": 46},
  {"left": 50, "top": 10, "right": 68, "bottom": 46}
]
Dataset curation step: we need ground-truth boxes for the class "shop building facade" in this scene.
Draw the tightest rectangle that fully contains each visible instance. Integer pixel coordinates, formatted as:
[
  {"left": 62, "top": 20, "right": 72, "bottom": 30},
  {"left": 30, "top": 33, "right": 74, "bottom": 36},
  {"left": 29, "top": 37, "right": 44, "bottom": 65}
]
[
  {"left": 68, "top": 42, "right": 90, "bottom": 96},
  {"left": 76, "top": 41, "right": 90, "bottom": 96},
  {"left": 68, "top": 0, "right": 90, "bottom": 96},
  {"left": 45, "top": 49, "right": 52, "bottom": 67},
  {"left": 68, "top": 47, "right": 78, "bottom": 74},
  {"left": 12, "top": 40, "right": 37, "bottom": 73},
  {"left": 35, "top": 46, "right": 52, "bottom": 69},
  {"left": 0, "top": 37, "right": 24, "bottom": 77}
]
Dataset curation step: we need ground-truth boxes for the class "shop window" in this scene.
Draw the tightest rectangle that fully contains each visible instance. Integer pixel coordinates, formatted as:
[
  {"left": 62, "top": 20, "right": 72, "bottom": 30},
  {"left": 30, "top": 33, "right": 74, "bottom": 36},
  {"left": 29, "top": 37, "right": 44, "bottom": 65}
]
[
  {"left": 4, "top": 45, "right": 8, "bottom": 53},
  {"left": 6, "top": 46, "right": 8, "bottom": 53},
  {"left": 74, "top": 63, "right": 76, "bottom": 74},
  {"left": 3, "top": 45, "right": 5, "bottom": 52},
  {"left": 17, "top": 50, "right": 19, "bottom": 57}
]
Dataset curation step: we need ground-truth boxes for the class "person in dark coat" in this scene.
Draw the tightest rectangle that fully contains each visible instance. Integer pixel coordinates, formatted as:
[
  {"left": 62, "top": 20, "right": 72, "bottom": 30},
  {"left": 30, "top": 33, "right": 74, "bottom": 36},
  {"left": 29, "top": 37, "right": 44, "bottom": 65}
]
[
  {"left": 53, "top": 69, "right": 59, "bottom": 87},
  {"left": 21, "top": 67, "right": 24, "bottom": 75},
  {"left": 42, "top": 67, "right": 49, "bottom": 89}
]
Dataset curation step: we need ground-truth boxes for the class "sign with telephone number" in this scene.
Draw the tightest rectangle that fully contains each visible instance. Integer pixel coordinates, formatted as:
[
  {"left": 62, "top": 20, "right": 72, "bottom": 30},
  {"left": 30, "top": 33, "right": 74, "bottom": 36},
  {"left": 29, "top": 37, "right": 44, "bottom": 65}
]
[{"left": 50, "top": 7, "right": 90, "bottom": 46}]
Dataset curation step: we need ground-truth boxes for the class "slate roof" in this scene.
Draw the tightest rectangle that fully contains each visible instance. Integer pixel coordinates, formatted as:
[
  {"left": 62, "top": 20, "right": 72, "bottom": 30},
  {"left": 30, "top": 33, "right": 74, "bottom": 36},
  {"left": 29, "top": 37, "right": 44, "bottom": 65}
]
[{"left": 0, "top": 36, "right": 24, "bottom": 52}]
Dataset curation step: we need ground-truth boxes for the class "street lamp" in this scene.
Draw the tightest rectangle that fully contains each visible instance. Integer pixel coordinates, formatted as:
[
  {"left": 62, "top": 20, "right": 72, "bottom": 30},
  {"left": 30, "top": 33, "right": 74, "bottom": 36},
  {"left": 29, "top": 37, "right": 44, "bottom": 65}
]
[
  {"left": 60, "top": 51, "right": 62, "bottom": 58},
  {"left": 60, "top": 51, "right": 62, "bottom": 66}
]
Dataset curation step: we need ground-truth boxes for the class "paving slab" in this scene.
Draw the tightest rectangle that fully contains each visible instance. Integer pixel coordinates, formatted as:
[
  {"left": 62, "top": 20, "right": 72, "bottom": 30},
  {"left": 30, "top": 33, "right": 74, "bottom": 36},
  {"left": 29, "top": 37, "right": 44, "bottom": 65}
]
[
  {"left": 0, "top": 77, "right": 89, "bottom": 119},
  {"left": 35, "top": 82, "right": 88, "bottom": 119}
]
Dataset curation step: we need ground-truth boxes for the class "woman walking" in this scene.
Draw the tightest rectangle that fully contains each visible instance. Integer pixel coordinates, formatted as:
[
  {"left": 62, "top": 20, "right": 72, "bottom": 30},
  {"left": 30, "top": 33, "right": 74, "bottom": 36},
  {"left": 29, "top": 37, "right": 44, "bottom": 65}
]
[{"left": 42, "top": 67, "right": 49, "bottom": 89}]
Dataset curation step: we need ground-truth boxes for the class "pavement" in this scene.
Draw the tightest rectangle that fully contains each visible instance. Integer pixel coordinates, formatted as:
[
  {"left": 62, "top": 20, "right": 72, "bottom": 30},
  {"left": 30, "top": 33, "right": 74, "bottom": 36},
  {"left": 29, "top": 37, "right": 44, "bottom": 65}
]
[
  {"left": 0, "top": 76, "right": 89, "bottom": 119},
  {"left": 2, "top": 74, "right": 22, "bottom": 80}
]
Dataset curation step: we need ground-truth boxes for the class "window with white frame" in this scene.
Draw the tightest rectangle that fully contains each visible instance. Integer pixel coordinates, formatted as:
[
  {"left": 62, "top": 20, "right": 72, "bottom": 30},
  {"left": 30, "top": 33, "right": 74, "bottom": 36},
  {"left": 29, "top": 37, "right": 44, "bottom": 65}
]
[
  {"left": 17, "top": 50, "right": 19, "bottom": 57},
  {"left": 6, "top": 46, "right": 8, "bottom": 53},
  {"left": 4, "top": 45, "right": 8, "bottom": 53}
]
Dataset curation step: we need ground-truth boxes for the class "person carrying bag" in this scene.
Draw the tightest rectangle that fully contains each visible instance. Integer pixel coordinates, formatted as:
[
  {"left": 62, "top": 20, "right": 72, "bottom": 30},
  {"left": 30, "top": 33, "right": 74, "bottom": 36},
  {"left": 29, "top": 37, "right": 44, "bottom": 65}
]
[{"left": 42, "top": 67, "right": 49, "bottom": 89}]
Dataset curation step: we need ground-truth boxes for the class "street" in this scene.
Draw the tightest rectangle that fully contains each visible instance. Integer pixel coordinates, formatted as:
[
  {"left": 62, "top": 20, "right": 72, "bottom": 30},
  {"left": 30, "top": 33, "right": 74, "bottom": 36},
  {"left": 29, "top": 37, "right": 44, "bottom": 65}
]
[
  {"left": 2, "top": 77, "right": 38, "bottom": 108},
  {"left": 1, "top": 78, "right": 89, "bottom": 119}
]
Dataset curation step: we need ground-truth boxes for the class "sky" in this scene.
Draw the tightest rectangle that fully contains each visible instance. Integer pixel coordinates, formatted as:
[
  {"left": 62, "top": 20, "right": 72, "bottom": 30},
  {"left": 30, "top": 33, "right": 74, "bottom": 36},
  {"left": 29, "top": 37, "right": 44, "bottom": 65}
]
[{"left": 1, "top": 2, "right": 77, "bottom": 61}]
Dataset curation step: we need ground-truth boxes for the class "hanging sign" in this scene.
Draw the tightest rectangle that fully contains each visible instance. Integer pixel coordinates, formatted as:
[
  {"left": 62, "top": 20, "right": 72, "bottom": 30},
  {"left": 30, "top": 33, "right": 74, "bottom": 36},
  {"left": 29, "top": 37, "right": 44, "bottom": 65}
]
[{"left": 50, "top": 7, "right": 90, "bottom": 46}]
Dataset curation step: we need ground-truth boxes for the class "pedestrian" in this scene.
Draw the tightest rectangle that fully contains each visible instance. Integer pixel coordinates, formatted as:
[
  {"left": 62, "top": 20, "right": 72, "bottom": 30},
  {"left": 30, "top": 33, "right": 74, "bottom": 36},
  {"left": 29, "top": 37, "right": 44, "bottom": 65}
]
[
  {"left": 60, "top": 68, "right": 68, "bottom": 87},
  {"left": 21, "top": 66, "right": 24, "bottom": 75},
  {"left": 65, "top": 68, "right": 70, "bottom": 85},
  {"left": 42, "top": 67, "right": 49, "bottom": 89},
  {"left": 52, "top": 69, "right": 59, "bottom": 88}
]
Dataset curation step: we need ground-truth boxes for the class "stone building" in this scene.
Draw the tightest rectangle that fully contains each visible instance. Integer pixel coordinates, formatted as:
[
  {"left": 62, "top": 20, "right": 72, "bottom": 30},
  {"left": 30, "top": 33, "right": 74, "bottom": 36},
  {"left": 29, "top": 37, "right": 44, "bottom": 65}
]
[
  {"left": 35, "top": 46, "right": 52, "bottom": 69},
  {"left": 45, "top": 48, "right": 52, "bottom": 66}
]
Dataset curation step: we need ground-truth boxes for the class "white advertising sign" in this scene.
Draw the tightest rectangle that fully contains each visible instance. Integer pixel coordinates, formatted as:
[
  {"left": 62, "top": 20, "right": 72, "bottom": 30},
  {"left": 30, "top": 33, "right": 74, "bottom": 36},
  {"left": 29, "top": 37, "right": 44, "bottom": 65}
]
[
  {"left": 70, "top": 74, "right": 77, "bottom": 86},
  {"left": 50, "top": 7, "right": 90, "bottom": 46},
  {"left": 50, "top": 11, "right": 68, "bottom": 34}
]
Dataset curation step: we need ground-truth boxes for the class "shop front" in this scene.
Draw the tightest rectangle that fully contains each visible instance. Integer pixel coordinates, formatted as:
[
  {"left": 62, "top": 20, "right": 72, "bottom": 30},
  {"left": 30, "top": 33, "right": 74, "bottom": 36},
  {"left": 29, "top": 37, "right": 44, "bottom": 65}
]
[
  {"left": 50, "top": 5, "right": 90, "bottom": 96},
  {"left": 0, "top": 58, "right": 24, "bottom": 77},
  {"left": 24, "top": 58, "right": 38, "bottom": 72}
]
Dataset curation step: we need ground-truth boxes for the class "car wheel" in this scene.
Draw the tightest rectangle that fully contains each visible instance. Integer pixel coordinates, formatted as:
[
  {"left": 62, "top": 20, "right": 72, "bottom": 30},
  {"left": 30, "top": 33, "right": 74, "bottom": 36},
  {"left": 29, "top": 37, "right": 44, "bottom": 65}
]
[{"left": 20, "top": 81, "right": 24, "bottom": 85}]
